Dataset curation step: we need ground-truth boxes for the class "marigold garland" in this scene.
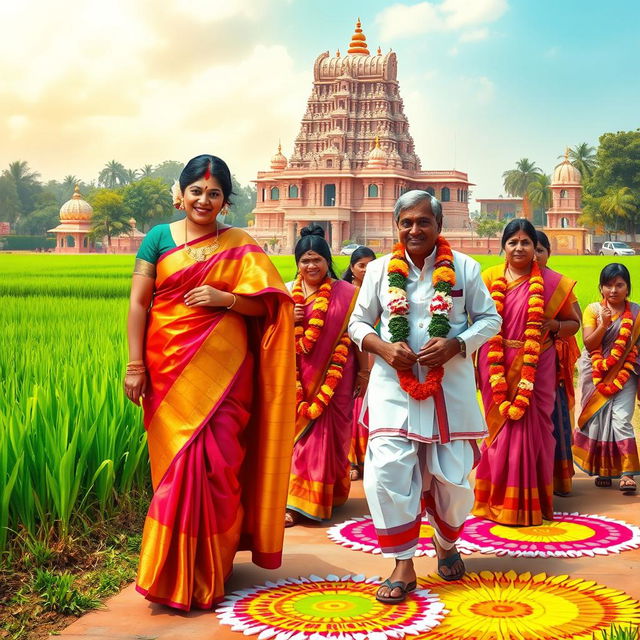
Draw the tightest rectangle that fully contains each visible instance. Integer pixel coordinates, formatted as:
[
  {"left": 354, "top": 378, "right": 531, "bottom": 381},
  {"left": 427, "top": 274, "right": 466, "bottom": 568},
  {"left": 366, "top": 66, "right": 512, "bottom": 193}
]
[
  {"left": 387, "top": 237, "right": 456, "bottom": 401},
  {"left": 291, "top": 276, "right": 332, "bottom": 355},
  {"left": 296, "top": 333, "right": 351, "bottom": 420},
  {"left": 487, "top": 261, "right": 545, "bottom": 421},
  {"left": 590, "top": 301, "right": 639, "bottom": 396}
]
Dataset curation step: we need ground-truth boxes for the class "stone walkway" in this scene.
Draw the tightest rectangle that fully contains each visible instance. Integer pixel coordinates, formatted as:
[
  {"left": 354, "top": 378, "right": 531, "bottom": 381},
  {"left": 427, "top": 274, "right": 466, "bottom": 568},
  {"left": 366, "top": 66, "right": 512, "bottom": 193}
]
[{"left": 57, "top": 470, "right": 639, "bottom": 640}]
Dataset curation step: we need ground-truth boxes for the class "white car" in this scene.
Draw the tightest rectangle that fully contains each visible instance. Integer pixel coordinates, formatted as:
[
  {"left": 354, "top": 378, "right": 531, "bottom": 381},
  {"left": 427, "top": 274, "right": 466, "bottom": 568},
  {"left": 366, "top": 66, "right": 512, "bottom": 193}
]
[
  {"left": 599, "top": 241, "right": 636, "bottom": 256},
  {"left": 340, "top": 243, "right": 361, "bottom": 256}
]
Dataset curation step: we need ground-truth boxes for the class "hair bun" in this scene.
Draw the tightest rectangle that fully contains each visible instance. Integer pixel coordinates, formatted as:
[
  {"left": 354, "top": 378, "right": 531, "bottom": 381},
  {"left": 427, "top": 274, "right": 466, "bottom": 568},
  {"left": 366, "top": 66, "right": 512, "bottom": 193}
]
[{"left": 300, "top": 223, "right": 325, "bottom": 239}]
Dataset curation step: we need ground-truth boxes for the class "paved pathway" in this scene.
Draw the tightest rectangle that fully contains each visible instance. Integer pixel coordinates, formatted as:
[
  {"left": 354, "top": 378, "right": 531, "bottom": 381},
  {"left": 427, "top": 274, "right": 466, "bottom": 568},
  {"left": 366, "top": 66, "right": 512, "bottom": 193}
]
[{"left": 57, "top": 470, "right": 639, "bottom": 640}]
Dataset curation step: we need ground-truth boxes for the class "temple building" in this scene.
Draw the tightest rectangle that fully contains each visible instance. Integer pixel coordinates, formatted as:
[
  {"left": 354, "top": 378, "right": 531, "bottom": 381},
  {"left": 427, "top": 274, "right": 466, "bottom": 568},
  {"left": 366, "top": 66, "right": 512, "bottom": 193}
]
[
  {"left": 249, "top": 19, "right": 472, "bottom": 253},
  {"left": 543, "top": 149, "right": 591, "bottom": 254},
  {"left": 48, "top": 185, "right": 96, "bottom": 253}
]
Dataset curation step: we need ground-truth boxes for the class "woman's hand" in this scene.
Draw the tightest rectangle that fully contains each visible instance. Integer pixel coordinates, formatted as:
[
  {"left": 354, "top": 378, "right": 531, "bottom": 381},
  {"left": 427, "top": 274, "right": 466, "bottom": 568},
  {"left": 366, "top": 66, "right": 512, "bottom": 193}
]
[
  {"left": 354, "top": 370, "right": 369, "bottom": 398},
  {"left": 184, "top": 285, "right": 232, "bottom": 308},
  {"left": 541, "top": 318, "right": 561, "bottom": 334},
  {"left": 598, "top": 302, "right": 613, "bottom": 328},
  {"left": 294, "top": 303, "right": 305, "bottom": 323},
  {"left": 124, "top": 372, "right": 147, "bottom": 406}
]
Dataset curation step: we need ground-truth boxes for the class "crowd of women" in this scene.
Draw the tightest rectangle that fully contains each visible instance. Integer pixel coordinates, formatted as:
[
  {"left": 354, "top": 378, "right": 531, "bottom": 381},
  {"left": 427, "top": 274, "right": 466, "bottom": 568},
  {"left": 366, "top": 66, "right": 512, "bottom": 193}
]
[{"left": 124, "top": 154, "right": 639, "bottom": 611}]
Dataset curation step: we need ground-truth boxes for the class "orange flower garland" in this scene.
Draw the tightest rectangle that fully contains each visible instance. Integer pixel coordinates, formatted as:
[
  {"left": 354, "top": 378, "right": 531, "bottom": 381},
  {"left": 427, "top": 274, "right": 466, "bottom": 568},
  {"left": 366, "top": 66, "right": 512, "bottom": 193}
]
[
  {"left": 590, "top": 302, "right": 639, "bottom": 396},
  {"left": 387, "top": 238, "right": 456, "bottom": 401},
  {"left": 291, "top": 276, "right": 332, "bottom": 355},
  {"left": 296, "top": 333, "right": 351, "bottom": 420},
  {"left": 487, "top": 261, "right": 545, "bottom": 421}
]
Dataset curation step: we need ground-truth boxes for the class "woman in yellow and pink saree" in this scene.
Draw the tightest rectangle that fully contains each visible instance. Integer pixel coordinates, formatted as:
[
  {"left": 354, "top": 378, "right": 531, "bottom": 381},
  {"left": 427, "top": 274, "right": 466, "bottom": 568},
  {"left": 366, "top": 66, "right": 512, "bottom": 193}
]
[{"left": 124, "top": 155, "right": 295, "bottom": 611}]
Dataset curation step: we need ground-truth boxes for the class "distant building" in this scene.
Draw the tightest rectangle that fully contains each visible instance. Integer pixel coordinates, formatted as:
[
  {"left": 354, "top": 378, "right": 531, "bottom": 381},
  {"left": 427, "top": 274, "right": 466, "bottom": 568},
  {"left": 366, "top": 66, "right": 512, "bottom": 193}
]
[
  {"left": 48, "top": 186, "right": 96, "bottom": 253},
  {"left": 476, "top": 197, "right": 524, "bottom": 221},
  {"left": 110, "top": 217, "right": 145, "bottom": 254},
  {"left": 249, "top": 20, "right": 472, "bottom": 253}
]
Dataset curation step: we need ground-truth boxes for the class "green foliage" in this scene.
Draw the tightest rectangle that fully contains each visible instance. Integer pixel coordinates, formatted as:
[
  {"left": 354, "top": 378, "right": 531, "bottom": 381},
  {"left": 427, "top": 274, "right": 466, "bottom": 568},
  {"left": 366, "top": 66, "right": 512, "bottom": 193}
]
[
  {"left": 150, "top": 160, "right": 184, "bottom": 186},
  {"left": 527, "top": 174, "right": 552, "bottom": 215},
  {"left": 0, "top": 235, "right": 56, "bottom": 250},
  {"left": 565, "top": 142, "right": 597, "bottom": 180},
  {"left": 33, "top": 569, "right": 102, "bottom": 615},
  {"left": 0, "top": 173, "right": 21, "bottom": 223},
  {"left": 594, "top": 622, "right": 639, "bottom": 640},
  {"left": 228, "top": 175, "right": 257, "bottom": 228},
  {"left": 5, "top": 161, "right": 42, "bottom": 216},
  {"left": 14, "top": 204, "right": 59, "bottom": 235},
  {"left": 98, "top": 160, "right": 127, "bottom": 189},
  {"left": 502, "top": 158, "right": 542, "bottom": 198},
  {"left": 89, "top": 189, "right": 132, "bottom": 247},
  {"left": 474, "top": 211, "right": 504, "bottom": 246},
  {"left": 121, "top": 177, "right": 173, "bottom": 231}
]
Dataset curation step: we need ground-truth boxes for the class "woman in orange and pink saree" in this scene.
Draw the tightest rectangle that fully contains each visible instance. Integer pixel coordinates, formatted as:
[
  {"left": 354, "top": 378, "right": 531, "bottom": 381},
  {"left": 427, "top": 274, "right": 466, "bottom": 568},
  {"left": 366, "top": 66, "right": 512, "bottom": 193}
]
[
  {"left": 124, "top": 155, "right": 295, "bottom": 611},
  {"left": 472, "top": 219, "right": 580, "bottom": 526},
  {"left": 573, "top": 263, "right": 640, "bottom": 493},
  {"left": 284, "top": 224, "right": 367, "bottom": 527}
]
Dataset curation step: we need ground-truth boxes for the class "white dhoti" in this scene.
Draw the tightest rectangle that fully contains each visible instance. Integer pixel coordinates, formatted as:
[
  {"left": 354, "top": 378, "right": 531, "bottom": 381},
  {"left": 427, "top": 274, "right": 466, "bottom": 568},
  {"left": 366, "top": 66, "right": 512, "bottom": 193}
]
[{"left": 364, "top": 437, "right": 477, "bottom": 559}]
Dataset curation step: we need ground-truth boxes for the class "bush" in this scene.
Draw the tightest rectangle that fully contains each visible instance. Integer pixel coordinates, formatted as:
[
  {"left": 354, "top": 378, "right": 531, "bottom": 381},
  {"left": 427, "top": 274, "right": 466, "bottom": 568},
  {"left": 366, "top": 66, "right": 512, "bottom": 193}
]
[{"left": 0, "top": 235, "right": 56, "bottom": 250}]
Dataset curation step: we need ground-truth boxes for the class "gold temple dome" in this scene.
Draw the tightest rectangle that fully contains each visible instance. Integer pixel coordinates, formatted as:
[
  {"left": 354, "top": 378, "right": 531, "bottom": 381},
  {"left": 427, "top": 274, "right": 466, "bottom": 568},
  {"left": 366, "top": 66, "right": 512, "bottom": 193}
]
[
  {"left": 553, "top": 148, "right": 581, "bottom": 184},
  {"left": 270, "top": 143, "right": 288, "bottom": 171},
  {"left": 347, "top": 18, "right": 370, "bottom": 55},
  {"left": 59, "top": 185, "right": 93, "bottom": 221}
]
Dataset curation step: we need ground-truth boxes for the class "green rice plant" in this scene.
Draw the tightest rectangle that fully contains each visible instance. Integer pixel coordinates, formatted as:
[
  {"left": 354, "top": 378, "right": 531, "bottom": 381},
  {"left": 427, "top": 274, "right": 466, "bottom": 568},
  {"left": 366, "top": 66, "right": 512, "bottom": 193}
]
[
  {"left": 594, "top": 622, "right": 639, "bottom": 640},
  {"left": 33, "top": 568, "right": 102, "bottom": 615}
]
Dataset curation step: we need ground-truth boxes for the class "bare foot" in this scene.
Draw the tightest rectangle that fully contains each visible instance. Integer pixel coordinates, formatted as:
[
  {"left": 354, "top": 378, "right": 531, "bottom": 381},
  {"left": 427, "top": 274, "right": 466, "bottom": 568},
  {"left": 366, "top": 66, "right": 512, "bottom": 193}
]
[
  {"left": 284, "top": 509, "right": 302, "bottom": 528},
  {"left": 350, "top": 466, "right": 361, "bottom": 481},
  {"left": 376, "top": 559, "right": 417, "bottom": 601}
]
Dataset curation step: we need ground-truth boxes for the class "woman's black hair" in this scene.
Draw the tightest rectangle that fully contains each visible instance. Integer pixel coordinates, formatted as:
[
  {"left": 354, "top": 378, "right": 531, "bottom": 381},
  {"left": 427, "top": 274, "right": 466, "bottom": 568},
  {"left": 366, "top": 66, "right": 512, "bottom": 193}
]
[
  {"left": 179, "top": 154, "right": 234, "bottom": 204},
  {"left": 536, "top": 230, "right": 551, "bottom": 255},
  {"left": 342, "top": 246, "right": 376, "bottom": 283},
  {"left": 294, "top": 223, "right": 337, "bottom": 278},
  {"left": 599, "top": 263, "right": 631, "bottom": 296},
  {"left": 501, "top": 218, "right": 537, "bottom": 249}
]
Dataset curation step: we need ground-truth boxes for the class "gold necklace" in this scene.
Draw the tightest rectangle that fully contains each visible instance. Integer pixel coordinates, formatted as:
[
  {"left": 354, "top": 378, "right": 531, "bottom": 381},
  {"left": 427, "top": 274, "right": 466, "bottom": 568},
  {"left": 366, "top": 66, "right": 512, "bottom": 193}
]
[{"left": 183, "top": 221, "right": 219, "bottom": 262}]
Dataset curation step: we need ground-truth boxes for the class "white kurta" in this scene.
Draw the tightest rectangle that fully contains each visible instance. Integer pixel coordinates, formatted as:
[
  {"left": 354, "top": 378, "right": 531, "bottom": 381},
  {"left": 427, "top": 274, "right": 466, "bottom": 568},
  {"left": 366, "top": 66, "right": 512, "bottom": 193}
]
[{"left": 348, "top": 247, "right": 501, "bottom": 442}]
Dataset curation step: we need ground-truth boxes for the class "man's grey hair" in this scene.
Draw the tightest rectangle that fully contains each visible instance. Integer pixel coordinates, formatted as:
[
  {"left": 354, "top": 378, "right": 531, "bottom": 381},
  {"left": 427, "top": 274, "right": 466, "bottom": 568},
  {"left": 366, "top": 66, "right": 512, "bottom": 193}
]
[{"left": 393, "top": 190, "right": 443, "bottom": 225}]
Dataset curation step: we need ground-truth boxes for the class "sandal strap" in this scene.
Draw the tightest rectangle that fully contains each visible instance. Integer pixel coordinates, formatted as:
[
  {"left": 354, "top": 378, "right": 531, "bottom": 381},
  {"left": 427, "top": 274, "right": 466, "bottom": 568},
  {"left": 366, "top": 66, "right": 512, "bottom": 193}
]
[{"left": 438, "top": 552, "right": 462, "bottom": 569}]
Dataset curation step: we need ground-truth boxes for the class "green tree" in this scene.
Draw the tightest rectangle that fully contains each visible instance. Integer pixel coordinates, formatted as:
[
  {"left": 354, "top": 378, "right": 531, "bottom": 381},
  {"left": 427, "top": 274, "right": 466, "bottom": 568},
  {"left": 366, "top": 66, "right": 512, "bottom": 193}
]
[
  {"left": 89, "top": 189, "right": 132, "bottom": 249},
  {"left": 4, "top": 160, "right": 42, "bottom": 216},
  {"left": 502, "top": 158, "right": 542, "bottom": 220},
  {"left": 527, "top": 173, "right": 552, "bottom": 225},
  {"left": 62, "top": 175, "right": 80, "bottom": 192},
  {"left": 227, "top": 176, "right": 257, "bottom": 227},
  {"left": 139, "top": 164, "right": 154, "bottom": 178},
  {"left": 0, "top": 174, "right": 21, "bottom": 223},
  {"left": 151, "top": 161, "right": 184, "bottom": 187},
  {"left": 98, "top": 160, "right": 127, "bottom": 189},
  {"left": 121, "top": 178, "right": 173, "bottom": 230},
  {"left": 583, "top": 130, "right": 640, "bottom": 237},
  {"left": 601, "top": 187, "right": 637, "bottom": 240},
  {"left": 474, "top": 211, "right": 504, "bottom": 251},
  {"left": 563, "top": 143, "right": 597, "bottom": 181},
  {"left": 122, "top": 168, "right": 139, "bottom": 184},
  {"left": 15, "top": 204, "right": 60, "bottom": 235}
]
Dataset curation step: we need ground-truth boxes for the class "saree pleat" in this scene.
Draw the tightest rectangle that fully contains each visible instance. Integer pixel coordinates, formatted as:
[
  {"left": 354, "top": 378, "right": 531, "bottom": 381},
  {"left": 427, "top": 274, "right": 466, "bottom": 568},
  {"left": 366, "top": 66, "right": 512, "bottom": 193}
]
[
  {"left": 287, "top": 280, "right": 358, "bottom": 521},
  {"left": 136, "top": 228, "right": 295, "bottom": 611},
  {"left": 573, "top": 305, "right": 640, "bottom": 479},
  {"left": 348, "top": 397, "right": 368, "bottom": 470},
  {"left": 473, "top": 266, "right": 576, "bottom": 525}
]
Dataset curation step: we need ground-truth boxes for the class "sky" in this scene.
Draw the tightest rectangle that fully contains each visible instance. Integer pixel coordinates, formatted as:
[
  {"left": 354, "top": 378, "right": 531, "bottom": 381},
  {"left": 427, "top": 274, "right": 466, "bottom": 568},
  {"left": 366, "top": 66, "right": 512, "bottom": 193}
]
[{"left": 1, "top": 0, "right": 639, "bottom": 208}]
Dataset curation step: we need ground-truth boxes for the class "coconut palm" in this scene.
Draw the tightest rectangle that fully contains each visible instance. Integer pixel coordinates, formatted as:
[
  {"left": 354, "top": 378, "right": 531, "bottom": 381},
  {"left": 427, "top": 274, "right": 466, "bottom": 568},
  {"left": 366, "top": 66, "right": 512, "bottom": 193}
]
[
  {"left": 561, "top": 143, "right": 597, "bottom": 181},
  {"left": 98, "top": 160, "right": 127, "bottom": 189},
  {"left": 5, "top": 160, "right": 42, "bottom": 215},
  {"left": 527, "top": 173, "right": 552, "bottom": 224},
  {"left": 600, "top": 187, "right": 637, "bottom": 240},
  {"left": 122, "top": 168, "right": 139, "bottom": 184},
  {"left": 62, "top": 175, "right": 80, "bottom": 192},
  {"left": 139, "top": 164, "right": 154, "bottom": 178},
  {"left": 502, "top": 158, "right": 542, "bottom": 220}
]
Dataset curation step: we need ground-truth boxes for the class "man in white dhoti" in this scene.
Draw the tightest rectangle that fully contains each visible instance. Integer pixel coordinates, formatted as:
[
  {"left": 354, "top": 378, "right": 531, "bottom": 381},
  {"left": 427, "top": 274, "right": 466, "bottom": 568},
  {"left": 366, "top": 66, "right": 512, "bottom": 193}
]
[{"left": 348, "top": 190, "right": 501, "bottom": 604}]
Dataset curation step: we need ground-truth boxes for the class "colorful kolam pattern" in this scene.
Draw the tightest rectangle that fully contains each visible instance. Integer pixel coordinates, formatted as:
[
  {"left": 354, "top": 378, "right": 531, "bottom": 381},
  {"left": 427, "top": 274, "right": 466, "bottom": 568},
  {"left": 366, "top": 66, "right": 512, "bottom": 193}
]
[
  {"left": 327, "top": 515, "right": 473, "bottom": 557},
  {"left": 416, "top": 570, "right": 640, "bottom": 640},
  {"left": 459, "top": 512, "right": 640, "bottom": 558},
  {"left": 216, "top": 574, "right": 446, "bottom": 639}
]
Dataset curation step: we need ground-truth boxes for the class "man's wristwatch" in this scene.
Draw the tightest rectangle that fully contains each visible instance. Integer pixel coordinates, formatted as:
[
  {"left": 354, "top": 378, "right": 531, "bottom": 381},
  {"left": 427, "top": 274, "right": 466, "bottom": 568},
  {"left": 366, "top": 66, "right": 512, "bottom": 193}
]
[{"left": 455, "top": 336, "right": 467, "bottom": 358}]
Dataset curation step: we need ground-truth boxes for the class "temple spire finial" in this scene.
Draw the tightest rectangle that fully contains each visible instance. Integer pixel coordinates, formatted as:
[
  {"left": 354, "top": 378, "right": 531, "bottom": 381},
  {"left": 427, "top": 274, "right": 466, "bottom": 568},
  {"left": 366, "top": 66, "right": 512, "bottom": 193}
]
[{"left": 348, "top": 18, "right": 370, "bottom": 56}]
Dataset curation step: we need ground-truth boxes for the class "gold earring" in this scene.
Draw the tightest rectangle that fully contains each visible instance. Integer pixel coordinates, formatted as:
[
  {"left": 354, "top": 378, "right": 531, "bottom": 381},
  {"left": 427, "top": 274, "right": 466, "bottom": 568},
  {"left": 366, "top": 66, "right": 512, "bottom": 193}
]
[{"left": 220, "top": 204, "right": 229, "bottom": 216}]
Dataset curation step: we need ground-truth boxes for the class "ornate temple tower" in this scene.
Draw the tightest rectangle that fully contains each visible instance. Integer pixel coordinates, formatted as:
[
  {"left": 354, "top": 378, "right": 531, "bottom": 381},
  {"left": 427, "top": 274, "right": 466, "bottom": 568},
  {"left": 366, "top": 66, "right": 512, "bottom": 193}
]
[
  {"left": 250, "top": 19, "right": 472, "bottom": 253},
  {"left": 543, "top": 149, "right": 591, "bottom": 254}
]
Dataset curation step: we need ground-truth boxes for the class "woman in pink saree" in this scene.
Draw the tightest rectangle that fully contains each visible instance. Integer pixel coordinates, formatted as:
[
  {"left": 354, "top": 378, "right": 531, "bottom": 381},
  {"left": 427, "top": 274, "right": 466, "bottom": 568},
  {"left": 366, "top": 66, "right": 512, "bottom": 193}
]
[
  {"left": 285, "top": 224, "right": 368, "bottom": 526},
  {"left": 473, "top": 219, "right": 580, "bottom": 525}
]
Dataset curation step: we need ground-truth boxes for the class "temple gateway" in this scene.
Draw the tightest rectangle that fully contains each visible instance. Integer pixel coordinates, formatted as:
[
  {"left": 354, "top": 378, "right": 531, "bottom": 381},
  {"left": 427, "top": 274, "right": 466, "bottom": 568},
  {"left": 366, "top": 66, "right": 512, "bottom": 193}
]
[{"left": 249, "top": 20, "right": 472, "bottom": 254}]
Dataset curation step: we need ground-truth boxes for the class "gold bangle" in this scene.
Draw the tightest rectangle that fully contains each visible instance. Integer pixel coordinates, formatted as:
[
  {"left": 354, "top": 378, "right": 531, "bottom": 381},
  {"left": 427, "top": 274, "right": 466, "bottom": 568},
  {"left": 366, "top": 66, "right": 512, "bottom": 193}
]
[
  {"left": 226, "top": 293, "right": 237, "bottom": 310},
  {"left": 127, "top": 360, "right": 144, "bottom": 366}
]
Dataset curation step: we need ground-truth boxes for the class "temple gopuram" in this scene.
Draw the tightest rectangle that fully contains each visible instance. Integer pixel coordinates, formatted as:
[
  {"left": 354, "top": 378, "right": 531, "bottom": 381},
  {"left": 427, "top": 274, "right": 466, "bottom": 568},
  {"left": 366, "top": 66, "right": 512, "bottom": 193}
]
[{"left": 249, "top": 19, "right": 472, "bottom": 253}]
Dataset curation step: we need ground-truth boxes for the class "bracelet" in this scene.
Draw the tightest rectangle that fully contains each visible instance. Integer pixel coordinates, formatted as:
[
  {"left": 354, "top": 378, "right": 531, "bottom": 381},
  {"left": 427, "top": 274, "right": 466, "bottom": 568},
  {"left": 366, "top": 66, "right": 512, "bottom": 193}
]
[
  {"left": 357, "top": 371, "right": 370, "bottom": 378},
  {"left": 226, "top": 293, "right": 237, "bottom": 310},
  {"left": 127, "top": 360, "right": 144, "bottom": 366}
]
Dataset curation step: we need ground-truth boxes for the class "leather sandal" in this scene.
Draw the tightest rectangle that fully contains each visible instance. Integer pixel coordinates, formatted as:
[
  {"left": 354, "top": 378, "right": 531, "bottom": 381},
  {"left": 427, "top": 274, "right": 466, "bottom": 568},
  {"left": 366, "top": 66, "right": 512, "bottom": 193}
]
[
  {"left": 595, "top": 477, "right": 612, "bottom": 488},
  {"left": 619, "top": 477, "right": 637, "bottom": 492},
  {"left": 375, "top": 578, "right": 417, "bottom": 604},
  {"left": 432, "top": 538, "right": 465, "bottom": 582}
]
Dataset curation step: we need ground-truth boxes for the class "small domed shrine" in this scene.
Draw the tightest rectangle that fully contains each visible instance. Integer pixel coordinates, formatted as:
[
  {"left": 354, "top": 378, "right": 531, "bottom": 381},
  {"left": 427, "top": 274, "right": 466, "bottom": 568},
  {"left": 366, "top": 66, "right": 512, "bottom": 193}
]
[
  {"left": 249, "top": 19, "right": 472, "bottom": 253},
  {"left": 543, "top": 149, "right": 591, "bottom": 254},
  {"left": 48, "top": 186, "right": 96, "bottom": 253},
  {"left": 110, "top": 216, "right": 146, "bottom": 254}
]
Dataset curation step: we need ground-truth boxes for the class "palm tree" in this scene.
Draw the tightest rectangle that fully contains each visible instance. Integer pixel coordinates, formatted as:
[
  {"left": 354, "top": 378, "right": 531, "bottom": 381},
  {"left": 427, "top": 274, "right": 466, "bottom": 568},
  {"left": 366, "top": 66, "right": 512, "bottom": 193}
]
[
  {"left": 122, "top": 168, "right": 139, "bottom": 184},
  {"left": 98, "top": 160, "right": 126, "bottom": 189},
  {"left": 600, "top": 187, "right": 637, "bottom": 240},
  {"left": 139, "top": 164, "right": 154, "bottom": 178},
  {"left": 502, "top": 158, "right": 542, "bottom": 220},
  {"left": 5, "top": 160, "right": 41, "bottom": 215},
  {"left": 62, "top": 175, "right": 80, "bottom": 192},
  {"left": 527, "top": 174, "right": 552, "bottom": 224},
  {"left": 561, "top": 143, "right": 597, "bottom": 181}
]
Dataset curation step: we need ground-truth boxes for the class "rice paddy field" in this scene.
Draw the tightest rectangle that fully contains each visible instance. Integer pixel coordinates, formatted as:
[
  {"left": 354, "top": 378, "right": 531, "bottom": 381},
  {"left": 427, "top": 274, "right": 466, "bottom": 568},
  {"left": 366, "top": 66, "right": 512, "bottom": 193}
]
[{"left": 1, "top": 251, "right": 638, "bottom": 558}]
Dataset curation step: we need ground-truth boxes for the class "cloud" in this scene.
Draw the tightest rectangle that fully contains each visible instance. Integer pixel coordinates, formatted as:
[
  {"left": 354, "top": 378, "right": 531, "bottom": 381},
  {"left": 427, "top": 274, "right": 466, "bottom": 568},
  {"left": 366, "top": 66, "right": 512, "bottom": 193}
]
[
  {"left": 0, "top": 0, "right": 308, "bottom": 184},
  {"left": 376, "top": 0, "right": 507, "bottom": 41}
]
